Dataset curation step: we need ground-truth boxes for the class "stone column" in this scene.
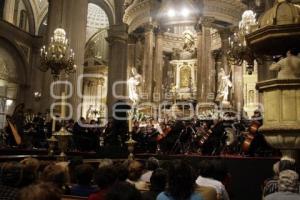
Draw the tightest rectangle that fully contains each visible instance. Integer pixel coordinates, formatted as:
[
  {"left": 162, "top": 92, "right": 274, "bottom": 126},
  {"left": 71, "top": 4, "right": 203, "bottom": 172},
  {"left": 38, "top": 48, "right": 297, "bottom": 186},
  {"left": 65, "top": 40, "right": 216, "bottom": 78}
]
[
  {"left": 3, "top": 0, "right": 15, "bottom": 23},
  {"left": 232, "top": 65, "right": 243, "bottom": 113},
  {"left": 197, "top": 24, "right": 212, "bottom": 102},
  {"left": 142, "top": 24, "right": 155, "bottom": 102},
  {"left": 41, "top": 0, "right": 88, "bottom": 120},
  {"left": 218, "top": 28, "right": 231, "bottom": 73},
  {"left": 106, "top": 24, "right": 128, "bottom": 117},
  {"left": 153, "top": 32, "right": 163, "bottom": 102}
]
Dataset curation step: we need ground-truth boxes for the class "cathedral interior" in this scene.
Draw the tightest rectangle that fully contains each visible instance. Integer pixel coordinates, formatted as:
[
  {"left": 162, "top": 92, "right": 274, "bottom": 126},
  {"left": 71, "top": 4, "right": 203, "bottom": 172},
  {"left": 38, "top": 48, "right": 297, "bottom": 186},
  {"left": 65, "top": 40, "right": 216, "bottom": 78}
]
[{"left": 1, "top": 0, "right": 300, "bottom": 200}]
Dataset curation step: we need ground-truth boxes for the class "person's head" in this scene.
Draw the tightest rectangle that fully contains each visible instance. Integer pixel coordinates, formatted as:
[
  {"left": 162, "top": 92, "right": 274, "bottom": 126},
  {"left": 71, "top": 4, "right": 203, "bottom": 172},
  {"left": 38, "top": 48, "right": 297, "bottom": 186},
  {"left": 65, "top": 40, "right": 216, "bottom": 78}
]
[
  {"left": 0, "top": 162, "right": 24, "bottom": 188},
  {"left": 94, "top": 166, "right": 117, "bottom": 189},
  {"left": 75, "top": 164, "right": 94, "bottom": 186},
  {"left": 150, "top": 168, "right": 167, "bottom": 192},
  {"left": 167, "top": 160, "right": 196, "bottom": 200},
  {"left": 128, "top": 160, "right": 143, "bottom": 181},
  {"left": 19, "top": 157, "right": 40, "bottom": 186},
  {"left": 146, "top": 157, "right": 159, "bottom": 171},
  {"left": 115, "top": 163, "right": 129, "bottom": 182},
  {"left": 278, "top": 170, "right": 299, "bottom": 193},
  {"left": 212, "top": 160, "right": 228, "bottom": 182},
  {"left": 279, "top": 156, "right": 296, "bottom": 172},
  {"left": 98, "top": 159, "right": 113, "bottom": 168},
  {"left": 198, "top": 160, "right": 215, "bottom": 178},
  {"left": 16, "top": 182, "right": 62, "bottom": 200},
  {"left": 106, "top": 182, "right": 142, "bottom": 200},
  {"left": 41, "top": 163, "right": 69, "bottom": 188}
]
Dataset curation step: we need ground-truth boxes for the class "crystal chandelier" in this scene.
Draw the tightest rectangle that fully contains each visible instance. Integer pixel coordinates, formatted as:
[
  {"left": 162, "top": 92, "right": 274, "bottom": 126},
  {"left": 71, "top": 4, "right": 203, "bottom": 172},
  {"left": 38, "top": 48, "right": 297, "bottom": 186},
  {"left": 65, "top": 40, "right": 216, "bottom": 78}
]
[
  {"left": 227, "top": 10, "right": 257, "bottom": 74},
  {"left": 40, "top": 28, "right": 76, "bottom": 80}
]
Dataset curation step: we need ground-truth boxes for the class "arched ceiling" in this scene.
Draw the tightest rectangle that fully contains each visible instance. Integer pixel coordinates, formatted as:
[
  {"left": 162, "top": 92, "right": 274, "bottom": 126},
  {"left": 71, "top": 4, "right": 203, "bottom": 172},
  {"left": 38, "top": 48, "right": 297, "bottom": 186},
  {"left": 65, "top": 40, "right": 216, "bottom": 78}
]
[{"left": 29, "top": 0, "right": 48, "bottom": 34}]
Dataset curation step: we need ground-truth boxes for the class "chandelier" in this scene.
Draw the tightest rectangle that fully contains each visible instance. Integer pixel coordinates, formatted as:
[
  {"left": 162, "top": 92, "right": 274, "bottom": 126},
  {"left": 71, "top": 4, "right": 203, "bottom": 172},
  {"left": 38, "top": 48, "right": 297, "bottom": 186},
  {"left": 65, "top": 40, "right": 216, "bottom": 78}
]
[
  {"left": 40, "top": 28, "right": 76, "bottom": 80},
  {"left": 227, "top": 10, "right": 257, "bottom": 74}
]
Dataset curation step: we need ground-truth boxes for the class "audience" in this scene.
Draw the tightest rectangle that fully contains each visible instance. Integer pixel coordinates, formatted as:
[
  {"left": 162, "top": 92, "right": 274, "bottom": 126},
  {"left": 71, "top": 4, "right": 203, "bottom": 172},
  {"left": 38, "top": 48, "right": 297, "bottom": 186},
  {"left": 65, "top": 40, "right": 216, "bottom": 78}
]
[
  {"left": 140, "top": 157, "right": 159, "bottom": 183},
  {"left": 127, "top": 160, "right": 148, "bottom": 191},
  {"left": 265, "top": 170, "right": 300, "bottom": 200},
  {"left": 195, "top": 161, "right": 230, "bottom": 200},
  {"left": 106, "top": 182, "right": 142, "bottom": 200},
  {"left": 157, "top": 160, "right": 203, "bottom": 200},
  {"left": 0, "top": 162, "right": 24, "bottom": 200},
  {"left": 70, "top": 164, "right": 97, "bottom": 197},
  {"left": 19, "top": 157, "right": 40, "bottom": 187},
  {"left": 88, "top": 165, "right": 117, "bottom": 200},
  {"left": 16, "top": 182, "right": 62, "bottom": 200},
  {"left": 142, "top": 168, "right": 167, "bottom": 200}
]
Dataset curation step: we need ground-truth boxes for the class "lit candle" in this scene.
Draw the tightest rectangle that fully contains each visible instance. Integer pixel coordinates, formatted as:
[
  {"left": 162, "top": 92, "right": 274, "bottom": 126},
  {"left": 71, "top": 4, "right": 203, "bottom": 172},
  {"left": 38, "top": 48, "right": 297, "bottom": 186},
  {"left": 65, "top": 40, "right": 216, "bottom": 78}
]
[
  {"left": 52, "top": 117, "right": 56, "bottom": 132},
  {"left": 128, "top": 117, "right": 132, "bottom": 133},
  {"left": 61, "top": 92, "right": 66, "bottom": 119}
]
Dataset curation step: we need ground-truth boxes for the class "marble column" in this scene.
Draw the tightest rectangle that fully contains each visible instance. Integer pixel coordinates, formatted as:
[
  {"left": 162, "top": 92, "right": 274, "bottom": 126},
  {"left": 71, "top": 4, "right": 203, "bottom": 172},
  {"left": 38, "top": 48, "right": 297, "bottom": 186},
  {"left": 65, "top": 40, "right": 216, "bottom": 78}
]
[
  {"left": 153, "top": 32, "right": 163, "bottom": 102},
  {"left": 232, "top": 65, "right": 243, "bottom": 113},
  {"left": 41, "top": 0, "right": 88, "bottom": 120},
  {"left": 197, "top": 25, "right": 212, "bottom": 102},
  {"left": 106, "top": 24, "right": 128, "bottom": 117},
  {"left": 218, "top": 28, "right": 231, "bottom": 74},
  {"left": 3, "top": 0, "right": 15, "bottom": 23},
  {"left": 142, "top": 24, "right": 155, "bottom": 102}
]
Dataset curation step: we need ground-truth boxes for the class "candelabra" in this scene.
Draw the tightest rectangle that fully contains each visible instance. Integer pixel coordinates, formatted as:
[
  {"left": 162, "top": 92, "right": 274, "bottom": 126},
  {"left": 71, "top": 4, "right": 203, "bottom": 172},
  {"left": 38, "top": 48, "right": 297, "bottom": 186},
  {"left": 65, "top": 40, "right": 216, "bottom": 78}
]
[{"left": 40, "top": 28, "right": 76, "bottom": 80}]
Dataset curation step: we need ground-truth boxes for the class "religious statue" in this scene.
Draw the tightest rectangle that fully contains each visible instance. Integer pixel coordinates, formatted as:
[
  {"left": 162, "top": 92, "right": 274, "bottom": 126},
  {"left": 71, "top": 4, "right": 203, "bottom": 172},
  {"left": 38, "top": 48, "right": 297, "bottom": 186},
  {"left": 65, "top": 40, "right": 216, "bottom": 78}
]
[
  {"left": 216, "top": 68, "right": 232, "bottom": 103},
  {"left": 181, "top": 30, "right": 197, "bottom": 59},
  {"left": 128, "top": 67, "right": 142, "bottom": 104},
  {"left": 239, "top": 10, "right": 257, "bottom": 35},
  {"left": 270, "top": 51, "right": 300, "bottom": 79}
]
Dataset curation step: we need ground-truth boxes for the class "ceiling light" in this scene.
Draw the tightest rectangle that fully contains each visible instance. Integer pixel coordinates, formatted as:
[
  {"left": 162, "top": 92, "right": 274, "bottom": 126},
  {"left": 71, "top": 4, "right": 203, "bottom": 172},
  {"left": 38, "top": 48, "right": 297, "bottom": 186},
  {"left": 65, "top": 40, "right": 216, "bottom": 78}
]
[
  {"left": 168, "top": 9, "right": 175, "bottom": 17},
  {"left": 181, "top": 8, "right": 189, "bottom": 17}
]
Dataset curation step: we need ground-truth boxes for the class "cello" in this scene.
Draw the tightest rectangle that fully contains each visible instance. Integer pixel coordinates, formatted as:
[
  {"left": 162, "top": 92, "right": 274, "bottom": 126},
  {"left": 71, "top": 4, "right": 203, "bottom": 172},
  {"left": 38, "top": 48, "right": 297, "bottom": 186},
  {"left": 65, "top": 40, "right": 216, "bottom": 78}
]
[{"left": 241, "top": 120, "right": 261, "bottom": 153}]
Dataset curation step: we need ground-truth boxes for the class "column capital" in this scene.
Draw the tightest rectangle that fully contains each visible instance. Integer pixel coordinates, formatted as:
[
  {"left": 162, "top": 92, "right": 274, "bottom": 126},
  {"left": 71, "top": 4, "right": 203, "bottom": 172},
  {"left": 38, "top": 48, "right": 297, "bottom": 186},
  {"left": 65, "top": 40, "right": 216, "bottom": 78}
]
[
  {"left": 200, "top": 16, "right": 215, "bottom": 27},
  {"left": 107, "top": 24, "right": 129, "bottom": 44},
  {"left": 218, "top": 27, "right": 233, "bottom": 40}
]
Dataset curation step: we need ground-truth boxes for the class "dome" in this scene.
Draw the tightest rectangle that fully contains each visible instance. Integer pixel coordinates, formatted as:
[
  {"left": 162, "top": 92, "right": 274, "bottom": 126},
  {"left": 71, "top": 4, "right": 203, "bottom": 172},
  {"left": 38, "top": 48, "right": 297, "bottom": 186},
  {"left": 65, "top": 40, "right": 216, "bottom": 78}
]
[{"left": 258, "top": 0, "right": 300, "bottom": 28}]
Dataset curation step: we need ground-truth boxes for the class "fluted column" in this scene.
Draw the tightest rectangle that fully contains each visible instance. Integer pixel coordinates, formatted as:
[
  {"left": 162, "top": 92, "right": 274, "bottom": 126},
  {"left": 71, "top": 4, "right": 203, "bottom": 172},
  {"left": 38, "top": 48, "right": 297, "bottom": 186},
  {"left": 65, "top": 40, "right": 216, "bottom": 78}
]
[
  {"left": 142, "top": 24, "right": 155, "bottom": 101},
  {"left": 106, "top": 24, "right": 128, "bottom": 117},
  {"left": 153, "top": 32, "right": 163, "bottom": 102},
  {"left": 3, "top": 0, "right": 15, "bottom": 23}
]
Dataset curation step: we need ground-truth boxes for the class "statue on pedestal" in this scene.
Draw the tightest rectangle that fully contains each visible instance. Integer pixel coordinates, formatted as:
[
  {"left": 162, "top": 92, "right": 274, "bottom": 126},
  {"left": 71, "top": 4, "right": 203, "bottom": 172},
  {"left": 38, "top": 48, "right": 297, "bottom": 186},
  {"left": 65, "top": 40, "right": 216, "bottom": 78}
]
[
  {"left": 270, "top": 51, "right": 300, "bottom": 79},
  {"left": 215, "top": 68, "right": 232, "bottom": 103},
  {"left": 128, "top": 67, "right": 142, "bottom": 104}
]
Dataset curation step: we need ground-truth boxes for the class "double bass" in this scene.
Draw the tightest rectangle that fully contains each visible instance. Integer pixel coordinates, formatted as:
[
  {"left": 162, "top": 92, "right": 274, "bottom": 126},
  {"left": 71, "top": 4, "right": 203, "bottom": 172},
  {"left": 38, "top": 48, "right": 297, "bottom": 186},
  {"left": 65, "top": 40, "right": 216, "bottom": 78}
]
[{"left": 241, "top": 120, "right": 261, "bottom": 153}]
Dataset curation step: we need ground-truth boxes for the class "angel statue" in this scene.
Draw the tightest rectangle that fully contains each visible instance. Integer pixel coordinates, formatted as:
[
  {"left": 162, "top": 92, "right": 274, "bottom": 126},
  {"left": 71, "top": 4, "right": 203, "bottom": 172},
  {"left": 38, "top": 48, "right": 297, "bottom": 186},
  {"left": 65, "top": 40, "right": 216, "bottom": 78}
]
[
  {"left": 128, "top": 67, "right": 142, "bottom": 105},
  {"left": 270, "top": 51, "right": 300, "bottom": 79},
  {"left": 215, "top": 68, "right": 232, "bottom": 103}
]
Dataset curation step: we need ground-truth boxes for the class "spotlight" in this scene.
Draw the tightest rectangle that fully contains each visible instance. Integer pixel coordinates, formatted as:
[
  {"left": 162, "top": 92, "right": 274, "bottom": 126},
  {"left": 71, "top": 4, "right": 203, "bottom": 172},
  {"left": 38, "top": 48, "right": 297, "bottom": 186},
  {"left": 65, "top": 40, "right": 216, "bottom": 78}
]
[
  {"left": 168, "top": 9, "right": 175, "bottom": 17},
  {"left": 181, "top": 8, "right": 189, "bottom": 17}
]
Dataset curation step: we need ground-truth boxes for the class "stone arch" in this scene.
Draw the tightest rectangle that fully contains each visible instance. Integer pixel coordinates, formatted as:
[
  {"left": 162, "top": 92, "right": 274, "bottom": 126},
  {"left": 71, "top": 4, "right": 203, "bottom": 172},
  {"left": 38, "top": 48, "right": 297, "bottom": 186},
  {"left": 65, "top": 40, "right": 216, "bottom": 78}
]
[
  {"left": 89, "top": 0, "right": 115, "bottom": 25},
  {"left": 38, "top": 13, "right": 48, "bottom": 36},
  {"left": 21, "top": 0, "right": 35, "bottom": 34}
]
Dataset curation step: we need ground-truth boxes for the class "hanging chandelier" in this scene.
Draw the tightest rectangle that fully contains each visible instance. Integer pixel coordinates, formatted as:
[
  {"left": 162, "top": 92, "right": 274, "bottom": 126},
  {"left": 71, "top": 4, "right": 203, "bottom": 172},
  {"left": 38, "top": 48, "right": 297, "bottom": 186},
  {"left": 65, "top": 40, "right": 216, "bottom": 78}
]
[
  {"left": 40, "top": 28, "right": 76, "bottom": 80},
  {"left": 227, "top": 10, "right": 257, "bottom": 74}
]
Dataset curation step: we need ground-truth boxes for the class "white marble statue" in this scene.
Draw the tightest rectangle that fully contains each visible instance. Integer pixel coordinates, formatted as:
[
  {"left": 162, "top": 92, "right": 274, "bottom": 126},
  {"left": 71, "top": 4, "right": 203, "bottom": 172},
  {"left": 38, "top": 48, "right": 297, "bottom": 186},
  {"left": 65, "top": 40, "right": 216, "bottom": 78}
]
[
  {"left": 128, "top": 67, "right": 142, "bottom": 104},
  {"left": 270, "top": 51, "right": 300, "bottom": 79},
  {"left": 216, "top": 68, "right": 232, "bottom": 102}
]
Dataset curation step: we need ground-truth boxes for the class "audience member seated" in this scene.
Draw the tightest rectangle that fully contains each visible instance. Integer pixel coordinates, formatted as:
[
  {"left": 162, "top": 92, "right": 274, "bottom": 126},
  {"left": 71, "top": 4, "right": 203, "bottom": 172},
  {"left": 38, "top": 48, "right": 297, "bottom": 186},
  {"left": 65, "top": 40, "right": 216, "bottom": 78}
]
[
  {"left": 16, "top": 182, "right": 62, "bottom": 200},
  {"left": 106, "top": 182, "right": 142, "bottom": 200},
  {"left": 19, "top": 157, "right": 40, "bottom": 187},
  {"left": 88, "top": 166, "right": 117, "bottom": 200},
  {"left": 41, "top": 162, "right": 71, "bottom": 195},
  {"left": 98, "top": 159, "right": 113, "bottom": 168},
  {"left": 142, "top": 168, "right": 167, "bottom": 200},
  {"left": 0, "top": 162, "right": 24, "bottom": 200},
  {"left": 115, "top": 162, "right": 129, "bottom": 182},
  {"left": 127, "top": 160, "right": 148, "bottom": 191},
  {"left": 195, "top": 161, "right": 230, "bottom": 200},
  {"left": 141, "top": 157, "right": 159, "bottom": 183},
  {"left": 262, "top": 161, "right": 280, "bottom": 198},
  {"left": 70, "top": 164, "right": 97, "bottom": 197},
  {"left": 68, "top": 157, "right": 84, "bottom": 184},
  {"left": 157, "top": 160, "right": 203, "bottom": 200},
  {"left": 265, "top": 170, "right": 300, "bottom": 200}
]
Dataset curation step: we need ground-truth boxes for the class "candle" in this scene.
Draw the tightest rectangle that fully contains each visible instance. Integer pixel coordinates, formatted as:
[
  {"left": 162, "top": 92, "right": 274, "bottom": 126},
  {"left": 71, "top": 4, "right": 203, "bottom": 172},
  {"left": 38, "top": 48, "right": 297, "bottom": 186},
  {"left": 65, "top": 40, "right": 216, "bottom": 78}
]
[
  {"left": 52, "top": 117, "right": 56, "bottom": 132},
  {"left": 61, "top": 92, "right": 66, "bottom": 119},
  {"left": 128, "top": 117, "right": 132, "bottom": 133}
]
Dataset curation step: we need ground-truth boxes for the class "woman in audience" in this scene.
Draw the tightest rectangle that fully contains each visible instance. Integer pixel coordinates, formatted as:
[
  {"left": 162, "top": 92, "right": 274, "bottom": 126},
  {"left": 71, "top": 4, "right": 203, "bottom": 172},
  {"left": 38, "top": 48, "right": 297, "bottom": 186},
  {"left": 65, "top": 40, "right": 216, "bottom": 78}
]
[
  {"left": 16, "top": 182, "right": 62, "bottom": 200},
  {"left": 157, "top": 160, "right": 203, "bottom": 200},
  {"left": 0, "top": 162, "right": 24, "bottom": 200},
  {"left": 142, "top": 168, "right": 167, "bottom": 200},
  {"left": 70, "top": 163, "right": 97, "bottom": 197},
  {"left": 265, "top": 170, "right": 300, "bottom": 200},
  {"left": 41, "top": 162, "right": 71, "bottom": 195},
  {"left": 106, "top": 182, "right": 142, "bottom": 200},
  {"left": 88, "top": 165, "right": 117, "bottom": 200},
  {"left": 141, "top": 157, "right": 160, "bottom": 183},
  {"left": 127, "top": 160, "right": 148, "bottom": 191},
  {"left": 19, "top": 157, "right": 40, "bottom": 187}
]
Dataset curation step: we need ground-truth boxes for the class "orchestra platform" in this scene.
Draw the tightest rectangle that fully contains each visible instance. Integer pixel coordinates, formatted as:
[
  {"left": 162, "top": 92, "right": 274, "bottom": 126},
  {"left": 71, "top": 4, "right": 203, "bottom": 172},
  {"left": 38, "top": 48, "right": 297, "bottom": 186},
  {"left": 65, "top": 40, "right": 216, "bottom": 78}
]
[{"left": 0, "top": 147, "right": 279, "bottom": 200}]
